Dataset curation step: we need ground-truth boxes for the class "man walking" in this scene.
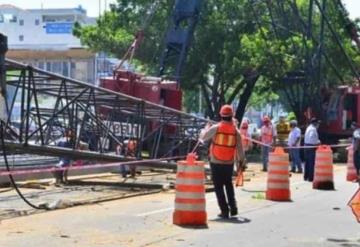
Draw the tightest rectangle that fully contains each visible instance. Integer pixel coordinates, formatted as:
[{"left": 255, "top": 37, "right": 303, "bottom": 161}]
[
  {"left": 288, "top": 120, "right": 302, "bottom": 173},
  {"left": 260, "top": 116, "right": 277, "bottom": 171},
  {"left": 304, "top": 118, "right": 321, "bottom": 181},
  {"left": 199, "top": 105, "right": 245, "bottom": 219}
]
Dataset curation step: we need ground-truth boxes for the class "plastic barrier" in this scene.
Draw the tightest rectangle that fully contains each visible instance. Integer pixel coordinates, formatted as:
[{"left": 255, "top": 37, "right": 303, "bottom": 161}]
[
  {"left": 266, "top": 147, "right": 291, "bottom": 201},
  {"left": 173, "top": 153, "right": 207, "bottom": 226},
  {"left": 347, "top": 145, "right": 358, "bottom": 182},
  {"left": 313, "top": 145, "right": 334, "bottom": 190}
]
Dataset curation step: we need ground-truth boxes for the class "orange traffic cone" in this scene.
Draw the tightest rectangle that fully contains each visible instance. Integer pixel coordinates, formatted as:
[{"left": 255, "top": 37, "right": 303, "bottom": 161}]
[
  {"left": 313, "top": 145, "right": 335, "bottom": 190},
  {"left": 347, "top": 145, "right": 358, "bottom": 182},
  {"left": 235, "top": 170, "right": 244, "bottom": 187},
  {"left": 173, "top": 153, "right": 207, "bottom": 226},
  {"left": 266, "top": 147, "right": 291, "bottom": 201}
]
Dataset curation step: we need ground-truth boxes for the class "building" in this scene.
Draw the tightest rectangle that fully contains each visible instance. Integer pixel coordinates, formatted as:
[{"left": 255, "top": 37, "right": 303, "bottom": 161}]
[{"left": 0, "top": 4, "right": 97, "bottom": 83}]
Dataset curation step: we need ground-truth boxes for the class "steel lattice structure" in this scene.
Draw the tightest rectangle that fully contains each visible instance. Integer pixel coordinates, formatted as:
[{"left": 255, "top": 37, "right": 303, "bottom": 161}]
[{"left": 1, "top": 59, "right": 208, "bottom": 162}]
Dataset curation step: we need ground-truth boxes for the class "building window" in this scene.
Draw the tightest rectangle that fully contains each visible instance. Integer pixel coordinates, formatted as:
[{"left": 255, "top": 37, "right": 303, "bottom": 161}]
[
  {"left": 35, "top": 19, "right": 40, "bottom": 25},
  {"left": 19, "top": 19, "right": 24, "bottom": 26},
  {"left": 19, "top": 35, "right": 24, "bottom": 41},
  {"left": 4, "top": 14, "right": 17, "bottom": 23}
]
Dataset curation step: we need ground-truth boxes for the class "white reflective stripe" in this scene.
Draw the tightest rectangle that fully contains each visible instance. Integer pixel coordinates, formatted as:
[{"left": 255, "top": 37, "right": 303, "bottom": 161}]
[
  {"left": 267, "top": 174, "right": 289, "bottom": 180},
  {"left": 314, "top": 175, "right": 333, "bottom": 181},
  {"left": 175, "top": 203, "right": 206, "bottom": 212},
  {"left": 315, "top": 160, "right": 332, "bottom": 165},
  {"left": 268, "top": 165, "right": 288, "bottom": 171},
  {"left": 176, "top": 178, "right": 204, "bottom": 185},
  {"left": 267, "top": 183, "right": 289, "bottom": 189},
  {"left": 176, "top": 191, "right": 205, "bottom": 199},
  {"left": 177, "top": 164, "right": 204, "bottom": 173}
]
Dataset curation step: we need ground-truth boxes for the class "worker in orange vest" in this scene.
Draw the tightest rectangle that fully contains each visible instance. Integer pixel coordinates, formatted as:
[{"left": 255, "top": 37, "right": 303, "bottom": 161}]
[
  {"left": 199, "top": 105, "right": 245, "bottom": 219},
  {"left": 240, "top": 121, "right": 252, "bottom": 152},
  {"left": 260, "top": 116, "right": 277, "bottom": 171},
  {"left": 126, "top": 139, "right": 138, "bottom": 178}
]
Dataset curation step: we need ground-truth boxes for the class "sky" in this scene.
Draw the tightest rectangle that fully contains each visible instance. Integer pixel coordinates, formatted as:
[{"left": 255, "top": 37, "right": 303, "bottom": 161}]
[{"left": 0, "top": 0, "right": 359, "bottom": 18}]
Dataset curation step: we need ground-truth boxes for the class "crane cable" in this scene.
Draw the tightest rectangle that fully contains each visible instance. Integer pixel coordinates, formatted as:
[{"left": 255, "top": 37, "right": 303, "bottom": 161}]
[{"left": 0, "top": 122, "right": 48, "bottom": 210}]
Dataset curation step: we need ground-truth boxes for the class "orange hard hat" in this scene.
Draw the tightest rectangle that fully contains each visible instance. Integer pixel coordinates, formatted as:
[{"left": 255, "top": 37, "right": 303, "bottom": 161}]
[
  {"left": 263, "top": 116, "right": 270, "bottom": 123},
  {"left": 241, "top": 121, "right": 248, "bottom": 128},
  {"left": 220, "top": 104, "right": 233, "bottom": 117}
]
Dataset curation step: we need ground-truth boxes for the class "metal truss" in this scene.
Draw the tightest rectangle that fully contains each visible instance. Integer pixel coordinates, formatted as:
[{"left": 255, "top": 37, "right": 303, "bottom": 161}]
[{"left": 2, "top": 59, "right": 208, "bottom": 162}]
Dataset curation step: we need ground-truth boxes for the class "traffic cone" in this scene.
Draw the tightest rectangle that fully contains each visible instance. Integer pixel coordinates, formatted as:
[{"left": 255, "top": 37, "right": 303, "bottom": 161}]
[
  {"left": 346, "top": 145, "right": 358, "bottom": 182},
  {"left": 266, "top": 147, "right": 291, "bottom": 201},
  {"left": 313, "top": 145, "right": 335, "bottom": 190},
  {"left": 235, "top": 170, "right": 244, "bottom": 187},
  {"left": 173, "top": 153, "right": 207, "bottom": 226}
]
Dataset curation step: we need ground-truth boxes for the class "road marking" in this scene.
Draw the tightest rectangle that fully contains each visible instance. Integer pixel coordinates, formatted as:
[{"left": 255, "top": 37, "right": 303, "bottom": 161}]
[
  {"left": 136, "top": 198, "right": 217, "bottom": 217},
  {"left": 136, "top": 207, "right": 173, "bottom": 217}
]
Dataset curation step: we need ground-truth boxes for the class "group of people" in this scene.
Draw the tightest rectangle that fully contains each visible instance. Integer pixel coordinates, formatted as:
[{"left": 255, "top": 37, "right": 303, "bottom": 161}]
[
  {"left": 257, "top": 115, "right": 321, "bottom": 181},
  {"left": 54, "top": 128, "right": 139, "bottom": 185}
]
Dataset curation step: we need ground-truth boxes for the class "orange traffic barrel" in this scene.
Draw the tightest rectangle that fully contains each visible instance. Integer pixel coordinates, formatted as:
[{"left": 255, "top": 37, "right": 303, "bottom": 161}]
[
  {"left": 266, "top": 147, "right": 291, "bottom": 201},
  {"left": 313, "top": 145, "right": 335, "bottom": 190},
  {"left": 346, "top": 145, "right": 358, "bottom": 182},
  {"left": 173, "top": 154, "right": 207, "bottom": 226}
]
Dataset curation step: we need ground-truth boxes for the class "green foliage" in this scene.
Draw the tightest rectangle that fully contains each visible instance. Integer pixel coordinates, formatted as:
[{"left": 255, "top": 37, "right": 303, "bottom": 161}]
[{"left": 74, "top": 0, "right": 360, "bottom": 122}]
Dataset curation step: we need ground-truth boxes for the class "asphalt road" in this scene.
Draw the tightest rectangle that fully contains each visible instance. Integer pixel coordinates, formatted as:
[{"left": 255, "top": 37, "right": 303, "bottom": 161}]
[{"left": 0, "top": 165, "right": 359, "bottom": 247}]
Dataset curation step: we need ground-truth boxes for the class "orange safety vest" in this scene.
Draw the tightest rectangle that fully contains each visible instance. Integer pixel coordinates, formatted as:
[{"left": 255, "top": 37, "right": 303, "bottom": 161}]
[
  {"left": 211, "top": 122, "right": 237, "bottom": 162},
  {"left": 261, "top": 125, "right": 273, "bottom": 144},
  {"left": 127, "top": 140, "right": 137, "bottom": 157},
  {"left": 240, "top": 128, "right": 250, "bottom": 151}
]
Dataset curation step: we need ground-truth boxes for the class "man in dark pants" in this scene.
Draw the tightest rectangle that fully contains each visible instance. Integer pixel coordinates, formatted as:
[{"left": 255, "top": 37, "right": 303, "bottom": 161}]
[
  {"left": 199, "top": 105, "right": 245, "bottom": 219},
  {"left": 304, "top": 118, "right": 320, "bottom": 181},
  {"left": 54, "top": 129, "right": 74, "bottom": 185}
]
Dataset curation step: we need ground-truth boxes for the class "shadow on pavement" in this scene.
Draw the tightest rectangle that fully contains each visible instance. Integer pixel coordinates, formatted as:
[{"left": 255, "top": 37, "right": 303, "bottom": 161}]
[
  {"left": 210, "top": 216, "right": 251, "bottom": 224},
  {"left": 327, "top": 238, "right": 360, "bottom": 247}
]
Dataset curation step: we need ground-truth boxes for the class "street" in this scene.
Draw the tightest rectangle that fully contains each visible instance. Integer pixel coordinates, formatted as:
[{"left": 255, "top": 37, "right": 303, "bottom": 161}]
[{"left": 0, "top": 164, "right": 359, "bottom": 247}]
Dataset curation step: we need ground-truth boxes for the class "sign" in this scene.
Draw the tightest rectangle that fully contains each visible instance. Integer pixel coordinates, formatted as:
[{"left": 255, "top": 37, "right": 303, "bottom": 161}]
[
  {"left": 104, "top": 121, "right": 142, "bottom": 137},
  {"left": 45, "top": 22, "right": 73, "bottom": 34},
  {"left": 348, "top": 188, "right": 360, "bottom": 223}
]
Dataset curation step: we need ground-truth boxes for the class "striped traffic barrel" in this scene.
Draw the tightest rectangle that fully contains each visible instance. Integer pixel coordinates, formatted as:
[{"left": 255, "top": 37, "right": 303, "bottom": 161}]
[
  {"left": 346, "top": 145, "right": 358, "bottom": 182},
  {"left": 313, "top": 145, "right": 334, "bottom": 190},
  {"left": 266, "top": 147, "right": 291, "bottom": 201},
  {"left": 173, "top": 154, "right": 207, "bottom": 226}
]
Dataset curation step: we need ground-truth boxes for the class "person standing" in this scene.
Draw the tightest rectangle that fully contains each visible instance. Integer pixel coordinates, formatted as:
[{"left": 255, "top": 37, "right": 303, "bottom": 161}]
[
  {"left": 240, "top": 121, "right": 252, "bottom": 153},
  {"left": 260, "top": 116, "right": 277, "bottom": 172},
  {"left": 304, "top": 118, "right": 321, "bottom": 181},
  {"left": 54, "top": 129, "right": 74, "bottom": 185},
  {"left": 199, "top": 105, "right": 245, "bottom": 219},
  {"left": 352, "top": 128, "right": 360, "bottom": 182},
  {"left": 288, "top": 120, "right": 302, "bottom": 173}
]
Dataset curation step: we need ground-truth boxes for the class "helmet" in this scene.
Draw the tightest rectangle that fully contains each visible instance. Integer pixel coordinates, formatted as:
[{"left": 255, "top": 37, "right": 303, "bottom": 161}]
[
  {"left": 263, "top": 116, "right": 270, "bottom": 123},
  {"left": 290, "top": 120, "right": 298, "bottom": 126},
  {"left": 241, "top": 121, "right": 248, "bottom": 129},
  {"left": 354, "top": 129, "right": 360, "bottom": 139},
  {"left": 220, "top": 105, "right": 233, "bottom": 117}
]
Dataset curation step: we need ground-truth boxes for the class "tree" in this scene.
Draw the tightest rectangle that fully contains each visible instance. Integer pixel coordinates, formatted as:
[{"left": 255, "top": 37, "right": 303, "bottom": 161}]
[{"left": 74, "top": 0, "right": 360, "bottom": 123}]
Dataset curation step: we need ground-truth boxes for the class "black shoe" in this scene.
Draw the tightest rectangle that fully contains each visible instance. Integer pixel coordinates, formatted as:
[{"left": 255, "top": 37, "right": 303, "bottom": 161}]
[
  {"left": 296, "top": 170, "right": 303, "bottom": 174},
  {"left": 218, "top": 212, "right": 229, "bottom": 219},
  {"left": 290, "top": 169, "right": 296, "bottom": 173},
  {"left": 230, "top": 208, "right": 238, "bottom": 216},
  {"left": 261, "top": 168, "right": 267, "bottom": 172}
]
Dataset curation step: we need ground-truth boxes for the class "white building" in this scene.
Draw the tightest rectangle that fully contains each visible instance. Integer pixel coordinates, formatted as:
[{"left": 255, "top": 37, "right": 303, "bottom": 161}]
[{"left": 0, "top": 4, "right": 97, "bottom": 83}]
